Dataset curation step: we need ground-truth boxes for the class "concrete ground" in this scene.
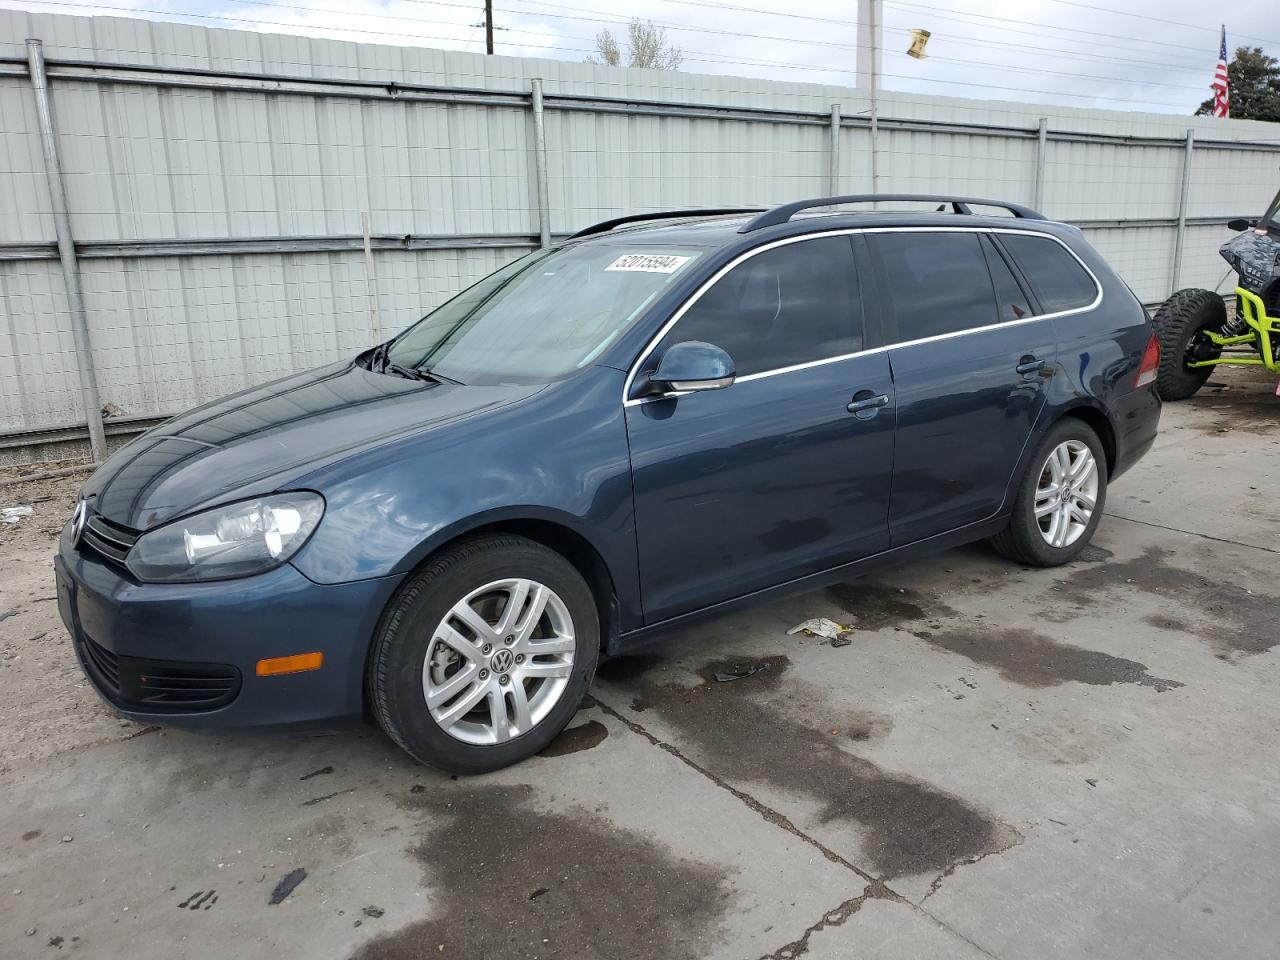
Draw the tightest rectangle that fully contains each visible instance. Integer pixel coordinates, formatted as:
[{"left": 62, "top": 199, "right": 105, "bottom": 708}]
[{"left": 2, "top": 365, "right": 1278, "bottom": 960}]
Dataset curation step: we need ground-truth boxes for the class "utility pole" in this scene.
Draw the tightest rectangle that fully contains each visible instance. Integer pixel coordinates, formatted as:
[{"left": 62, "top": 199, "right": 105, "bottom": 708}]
[
  {"left": 485, "top": 0, "right": 494, "bottom": 54},
  {"left": 856, "top": 0, "right": 883, "bottom": 196}
]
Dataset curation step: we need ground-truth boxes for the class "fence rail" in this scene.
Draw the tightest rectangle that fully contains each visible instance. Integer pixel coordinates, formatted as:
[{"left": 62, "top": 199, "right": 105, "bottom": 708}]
[{"left": 1, "top": 10, "right": 1278, "bottom": 462}]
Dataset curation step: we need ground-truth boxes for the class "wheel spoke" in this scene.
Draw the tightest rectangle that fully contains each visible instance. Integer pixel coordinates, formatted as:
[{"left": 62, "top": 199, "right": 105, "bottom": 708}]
[
  {"left": 508, "top": 682, "right": 533, "bottom": 734},
  {"left": 451, "top": 600, "right": 499, "bottom": 644},
  {"left": 426, "top": 662, "right": 479, "bottom": 709},
  {"left": 523, "top": 634, "right": 575, "bottom": 656},
  {"left": 518, "top": 660, "right": 573, "bottom": 680},
  {"left": 496, "top": 579, "right": 531, "bottom": 636},
  {"left": 1055, "top": 444, "right": 1072, "bottom": 481},
  {"left": 1074, "top": 491, "right": 1096, "bottom": 511},
  {"left": 436, "top": 622, "right": 486, "bottom": 664},
  {"left": 488, "top": 690, "right": 510, "bottom": 742},
  {"left": 1055, "top": 504, "right": 1073, "bottom": 547},
  {"left": 514, "top": 584, "right": 551, "bottom": 643},
  {"left": 1068, "top": 502, "right": 1091, "bottom": 525},
  {"left": 1070, "top": 453, "right": 1095, "bottom": 485},
  {"left": 1034, "top": 500, "right": 1057, "bottom": 518},
  {"left": 434, "top": 676, "right": 490, "bottom": 728}
]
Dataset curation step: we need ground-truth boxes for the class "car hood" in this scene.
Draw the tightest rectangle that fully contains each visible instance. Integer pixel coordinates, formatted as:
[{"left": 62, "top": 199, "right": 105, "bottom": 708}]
[{"left": 83, "top": 361, "right": 541, "bottom": 530}]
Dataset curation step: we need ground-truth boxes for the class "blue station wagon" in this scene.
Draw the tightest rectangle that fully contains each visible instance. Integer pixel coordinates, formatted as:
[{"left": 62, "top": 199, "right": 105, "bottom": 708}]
[{"left": 55, "top": 195, "right": 1162, "bottom": 772}]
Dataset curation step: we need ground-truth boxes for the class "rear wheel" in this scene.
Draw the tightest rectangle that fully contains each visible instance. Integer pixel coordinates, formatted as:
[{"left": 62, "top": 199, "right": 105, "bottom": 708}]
[
  {"left": 369, "top": 534, "right": 599, "bottom": 773},
  {"left": 990, "top": 418, "right": 1108, "bottom": 567},
  {"left": 1152, "top": 288, "right": 1228, "bottom": 401}
]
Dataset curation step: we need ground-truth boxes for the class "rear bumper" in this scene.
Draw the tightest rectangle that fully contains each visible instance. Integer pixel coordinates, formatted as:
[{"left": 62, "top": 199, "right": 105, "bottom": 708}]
[
  {"left": 1109, "top": 385, "right": 1161, "bottom": 481},
  {"left": 54, "top": 526, "right": 403, "bottom": 729}
]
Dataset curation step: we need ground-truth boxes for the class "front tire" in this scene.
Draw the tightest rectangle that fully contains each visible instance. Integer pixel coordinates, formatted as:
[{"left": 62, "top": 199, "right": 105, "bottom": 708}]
[
  {"left": 990, "top": 419, "right": 1108, "bottom": 567},
  {"left": 1152, "top": 288, "right": 1227, "bottom": 401},
  {"left": 369, "top": 534, "right": 599, "bottom": 774}
]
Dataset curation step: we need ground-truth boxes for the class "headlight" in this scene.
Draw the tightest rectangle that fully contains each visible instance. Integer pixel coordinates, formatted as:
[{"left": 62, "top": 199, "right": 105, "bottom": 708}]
[{"left": 126, "top": 492, "right": 325, "bottom": 583}]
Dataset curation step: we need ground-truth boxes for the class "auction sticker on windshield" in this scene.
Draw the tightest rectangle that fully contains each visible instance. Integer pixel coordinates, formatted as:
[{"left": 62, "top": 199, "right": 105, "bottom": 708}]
[{"left": 605, "top": 254, "right": 692, "bottom": 273}]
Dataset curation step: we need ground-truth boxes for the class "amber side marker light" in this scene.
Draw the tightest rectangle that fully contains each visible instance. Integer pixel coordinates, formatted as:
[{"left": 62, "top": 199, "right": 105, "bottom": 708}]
[{"left": 256, "top": 652, "right": 324, "bottom": 676}]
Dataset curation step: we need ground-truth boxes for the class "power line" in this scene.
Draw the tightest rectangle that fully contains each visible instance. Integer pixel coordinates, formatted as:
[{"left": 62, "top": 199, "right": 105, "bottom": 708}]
[
  {"left": 1030, "top": 0, "right": 1279, "bottom": 48},
  {"left": 5, "top": 0, "right": 1204, "bottom": 109}
]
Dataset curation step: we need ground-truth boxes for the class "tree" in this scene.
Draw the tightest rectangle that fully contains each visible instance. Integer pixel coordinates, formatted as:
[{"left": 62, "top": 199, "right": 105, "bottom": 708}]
[
  {"left": 1196, "top": 46, "right": 1280, "bottom": 121},
  {"left": 589, "top": 18, "right": 683, "bottom": 70}
]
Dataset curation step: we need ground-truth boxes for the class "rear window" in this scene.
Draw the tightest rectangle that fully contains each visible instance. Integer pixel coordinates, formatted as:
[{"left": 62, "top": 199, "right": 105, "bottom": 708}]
[{"left": 999, "top": 234, "right": 1098, "bottom": 313}]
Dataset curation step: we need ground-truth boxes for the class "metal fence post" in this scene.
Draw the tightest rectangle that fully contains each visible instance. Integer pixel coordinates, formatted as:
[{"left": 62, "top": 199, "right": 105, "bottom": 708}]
[
  {"left": 530, "top": 79, "right": 551, "bottom": 248},
  {"left": 1033, "top": 117, "right": 1048, "bottom": 211},
  {"left": 26, "top": 38, "right": 106, "bottom": 462},
  {"left": 1170, "top": 128, "right": 1195, "bottom": 294},
  {"left": 829, "top": 104, "right": 841, "bottom": 196}
]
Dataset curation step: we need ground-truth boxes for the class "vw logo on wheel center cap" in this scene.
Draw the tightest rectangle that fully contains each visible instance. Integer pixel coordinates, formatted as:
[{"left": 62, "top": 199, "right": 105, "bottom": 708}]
[{"left": 490, "top": 648, "right": 515, "bottom": 674}]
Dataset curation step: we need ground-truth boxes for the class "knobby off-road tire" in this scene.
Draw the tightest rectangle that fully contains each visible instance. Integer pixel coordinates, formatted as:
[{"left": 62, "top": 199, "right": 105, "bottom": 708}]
[
  {"left": 990, "top": 418, "right": 1108, "bottom": 567},
  {"left": 1152, "top": 288, "right": 1228, "bottom": 401},
  {"left": 368, "top": 534, "right": 599, "bottom": 774}
]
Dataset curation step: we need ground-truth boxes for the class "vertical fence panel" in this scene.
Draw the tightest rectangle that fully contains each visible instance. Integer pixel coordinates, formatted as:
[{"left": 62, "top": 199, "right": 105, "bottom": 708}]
[{"left": 1, "top": 7, "right": 1278, "bottom": 458}]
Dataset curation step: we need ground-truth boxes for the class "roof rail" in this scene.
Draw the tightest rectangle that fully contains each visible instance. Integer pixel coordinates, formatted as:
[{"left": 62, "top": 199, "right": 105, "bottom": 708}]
[
  {"left": 739, "top": 195, "right": 1046, "bottom": 233},
  {"left": 568, "top": 208, "right": 766, "bottom": 240}
]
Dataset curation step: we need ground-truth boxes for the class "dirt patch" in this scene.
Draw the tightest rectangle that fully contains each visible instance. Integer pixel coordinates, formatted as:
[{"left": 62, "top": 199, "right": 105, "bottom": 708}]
[
  {"left": 827, "top": 582, "right": 1184, "bottom": 691},
  {"left": 598, "top": 653, "right": 1015, "bottom": 880},
  {"left": 1184, "top": 368, "right": 1280, "bottom": 436},
  {"left": 1054, "top": 546, "right": 1274, "bottom": 656},
  {"left": 0, "top": 469, "right": 136, "bottom": 774},
  {"left": 538, "top": 720, "right": 609, "bottom": 757},
  {"left": 352, "top": 783, "right": 732, "bottom": 960}
]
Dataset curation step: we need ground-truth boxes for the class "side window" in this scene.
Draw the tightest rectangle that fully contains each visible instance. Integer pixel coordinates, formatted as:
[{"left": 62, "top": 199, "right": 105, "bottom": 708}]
[
  {"left": 981, "top": 235, "right": 1034, "bottom": 323},
  {"left": 999, "top": 234, "right": 1098, "bottom": 313},
  {"left": 866, "top": 232, "right": 998, "bottom": 341},
  {"left": 664, "top": 236, "right": 862, "bottom": 377}
]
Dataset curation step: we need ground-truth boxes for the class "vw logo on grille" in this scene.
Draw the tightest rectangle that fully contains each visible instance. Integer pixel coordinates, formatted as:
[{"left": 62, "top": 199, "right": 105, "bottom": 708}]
[
  {"left": 70, "top": 498, "right": 88, "bottom": 548},
  {"left": 490, "top": 648, "right": 515, "bottom": 674}
]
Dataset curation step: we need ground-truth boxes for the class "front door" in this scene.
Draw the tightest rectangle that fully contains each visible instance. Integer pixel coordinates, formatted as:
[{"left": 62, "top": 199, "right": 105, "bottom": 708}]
[{"left": 625, "top": 234, "right": 896, "bottom": 624}]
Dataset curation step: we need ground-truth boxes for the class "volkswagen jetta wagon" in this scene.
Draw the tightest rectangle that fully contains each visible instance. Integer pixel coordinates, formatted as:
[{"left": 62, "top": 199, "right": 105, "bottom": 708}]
[{"left": 55, "top": 195, "right": 1161, "bottom": 772}]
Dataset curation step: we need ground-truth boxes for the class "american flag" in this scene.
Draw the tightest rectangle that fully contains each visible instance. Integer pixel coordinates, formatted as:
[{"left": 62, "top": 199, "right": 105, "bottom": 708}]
[{"left": 1211, "top": 25, "right": 1230, "bottom": 119}]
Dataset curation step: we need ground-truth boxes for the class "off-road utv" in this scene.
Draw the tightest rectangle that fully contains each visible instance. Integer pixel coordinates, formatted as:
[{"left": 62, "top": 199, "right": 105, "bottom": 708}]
[{"left": 1153, "top": 186, "right": 1280, "bottom": 400}]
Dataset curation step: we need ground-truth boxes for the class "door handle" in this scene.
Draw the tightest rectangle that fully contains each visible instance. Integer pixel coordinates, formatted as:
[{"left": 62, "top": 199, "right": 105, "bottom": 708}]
[
  {"left": 847, "top": 392, "right": 890, "bottom": 418},
  {"left": 1016, "top": 356, "right": 1044, "bottom": 377}
]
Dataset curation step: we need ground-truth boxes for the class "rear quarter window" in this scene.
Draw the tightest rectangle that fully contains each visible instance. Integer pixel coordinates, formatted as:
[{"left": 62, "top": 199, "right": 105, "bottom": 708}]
[{"left": 999, "top": 234, "right": 1098, "bottom": 313}]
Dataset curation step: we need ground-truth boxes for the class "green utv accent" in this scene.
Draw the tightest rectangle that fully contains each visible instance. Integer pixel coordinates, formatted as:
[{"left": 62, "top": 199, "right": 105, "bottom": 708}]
[{"left": 1152, "top": 186, "right": 1280, "bottom": 400}]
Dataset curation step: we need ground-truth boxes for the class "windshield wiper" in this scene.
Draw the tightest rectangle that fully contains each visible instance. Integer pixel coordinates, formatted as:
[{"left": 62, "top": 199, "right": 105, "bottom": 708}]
[
  {"left": 384, "top": 362, "right": 431, "bottom": 381},
  {"left": 417, "top": 366, "right": 464, "bottom": 386},
  {"left": 366, "top": 341, "right": 392, "bottom": 372}
]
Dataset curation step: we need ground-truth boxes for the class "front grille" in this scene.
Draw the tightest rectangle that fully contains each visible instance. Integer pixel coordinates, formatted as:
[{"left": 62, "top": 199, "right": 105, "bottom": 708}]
[
  {"left": 75, "top": 635, "right": 241, "bottom": 713},
  {"left": 80, "top": 513, "right": 139, "bottom": 567}
]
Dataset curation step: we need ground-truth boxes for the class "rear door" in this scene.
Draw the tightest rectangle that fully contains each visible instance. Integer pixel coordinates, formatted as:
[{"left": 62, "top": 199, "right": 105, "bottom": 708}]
[
  {"left": 625, "top": 234, "right": 895, "bottom": 623},
  {"left": 865, "top": 229, "right": 1060, "bottom": 546}
]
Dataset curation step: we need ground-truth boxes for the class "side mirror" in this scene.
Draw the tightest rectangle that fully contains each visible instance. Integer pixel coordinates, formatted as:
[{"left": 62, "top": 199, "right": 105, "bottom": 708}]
[
  {"left": 1227, "top": 218, "right": 1255, "bottom": 232},
  {"left": 648, "top": 341, "right": 736, "bottom": 394}
]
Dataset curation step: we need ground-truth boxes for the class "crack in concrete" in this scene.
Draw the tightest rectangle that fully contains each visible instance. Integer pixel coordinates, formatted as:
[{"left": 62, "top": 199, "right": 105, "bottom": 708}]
[
  {"left": 921, "top": 845, "right": 1010, "bottom": 903},
  {"left": 1109, "top": 513, "right": 1280, "bottom": 556},
  {"left": 592, "top": 694, "right": 1008, "bottom": 960},
  {"left": 589, "top": 695, "right": 879, "bottom": 884},
  {"left": 754, "top": 885, "right": 887, "bottom": 960}
]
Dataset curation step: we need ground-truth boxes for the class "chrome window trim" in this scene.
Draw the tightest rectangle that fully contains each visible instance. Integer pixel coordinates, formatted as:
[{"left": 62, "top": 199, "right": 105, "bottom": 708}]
[{"left": 621, "top": 225, "right": 1104, "bottom": 407}]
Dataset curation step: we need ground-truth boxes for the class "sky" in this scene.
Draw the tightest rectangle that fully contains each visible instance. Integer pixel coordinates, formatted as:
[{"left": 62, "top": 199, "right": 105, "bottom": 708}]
[{"left": 4, "top": 0, "right": 1277, "bottom": 115}]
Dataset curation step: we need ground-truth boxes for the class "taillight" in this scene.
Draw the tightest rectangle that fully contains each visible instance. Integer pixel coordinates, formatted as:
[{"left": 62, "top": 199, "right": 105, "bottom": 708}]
[{"left": 1135, "top": 333, "right": 1160, "bottom": 389}]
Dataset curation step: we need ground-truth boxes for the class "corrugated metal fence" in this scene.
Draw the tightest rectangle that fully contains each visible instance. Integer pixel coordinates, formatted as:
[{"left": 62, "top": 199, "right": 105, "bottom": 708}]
[{"left": 2, "top": 10, "right": 1278, "bottom": 462}]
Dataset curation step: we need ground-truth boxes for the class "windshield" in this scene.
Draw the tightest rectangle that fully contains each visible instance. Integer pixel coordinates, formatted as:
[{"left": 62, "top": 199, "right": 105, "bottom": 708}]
[
  {"left": 385, "top": 244, "right": 704, "bottom": 385},
  {"left": 1265, "top": 188, "right": 1280, "bottom": 229}
]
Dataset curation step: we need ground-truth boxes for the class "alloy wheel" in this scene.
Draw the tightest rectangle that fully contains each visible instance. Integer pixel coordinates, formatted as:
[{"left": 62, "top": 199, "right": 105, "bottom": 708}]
[
  {"left": 1034, "top": 440, "right": 1099, "bottom": 549},
  {"left": 421, "top": 578, "right": 576, "bottom": 745}
]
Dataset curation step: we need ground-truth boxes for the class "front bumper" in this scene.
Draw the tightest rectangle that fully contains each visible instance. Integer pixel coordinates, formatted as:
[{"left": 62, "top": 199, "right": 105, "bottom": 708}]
[{"left": 54, "top": 526, "right": 403, "bottom": 728}]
